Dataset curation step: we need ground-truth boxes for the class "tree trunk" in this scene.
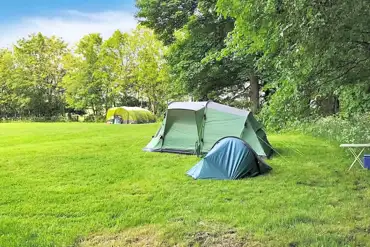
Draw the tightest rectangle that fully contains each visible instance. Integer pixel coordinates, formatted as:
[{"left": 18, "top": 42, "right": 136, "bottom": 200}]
[
  {"left": 152, "top": 102, "right": 156, "bottom": 115},
  {"left": 249, "top": 74, "right": 260, "bottom": 114},
  {"left": 104, "top": 89, "right": 109, "bottom": 113},
  {"left": 92, "top": 103, "right": 97, "bottom": 116},
  {"left": 149, "top": 97, "right": 156, "bottom": 115}
]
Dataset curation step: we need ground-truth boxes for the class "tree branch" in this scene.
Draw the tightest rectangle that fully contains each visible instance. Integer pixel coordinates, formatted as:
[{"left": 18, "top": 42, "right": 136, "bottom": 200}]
[{"left": 323, "top": 57, "right": 369, "bottom": 84}]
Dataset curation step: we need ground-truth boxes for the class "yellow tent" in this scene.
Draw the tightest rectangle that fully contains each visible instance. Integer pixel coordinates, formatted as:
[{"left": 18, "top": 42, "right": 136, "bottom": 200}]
[{"left": 106, "top": 107, "right": 156, "bottom": 124}]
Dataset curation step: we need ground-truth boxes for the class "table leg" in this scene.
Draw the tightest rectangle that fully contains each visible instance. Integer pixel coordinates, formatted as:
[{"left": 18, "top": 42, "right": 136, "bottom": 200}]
[{"left": 348, "top": 148, "right": 365, "bottom": 171}]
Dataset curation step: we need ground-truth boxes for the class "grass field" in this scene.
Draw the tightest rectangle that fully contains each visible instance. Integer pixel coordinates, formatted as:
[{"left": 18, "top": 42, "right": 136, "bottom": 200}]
[{"left": 1, "top": 123, "right": 370, "bottom": 247}]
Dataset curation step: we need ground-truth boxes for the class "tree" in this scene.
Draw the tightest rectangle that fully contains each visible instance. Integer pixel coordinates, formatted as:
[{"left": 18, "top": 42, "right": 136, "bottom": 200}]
[
  {"left": 99, "top": 30, "right": 135, "bottom": 108},
  {"left": 137, "top": 0, "right": 263, "bottom": 113},
  {"left": 129, "top": 27, "right": 170, "bottom": 115},
  {"left": 217, "top": 0, "right": 370, "bottom": 123},
  {"left": 12, "top": 33, "right": 68, "bottom": 118},
  {"left": 62, "top": 34, "right": 105, "bottom": 116},
  {"left": 0, "top": 49, "right": 17, "bottom": 118},
  {"left": 136, "top": 0, "right": 198, "bottom": 45},
  {"left": 62, "top": 28, "right": 170, "bottom": 117}
]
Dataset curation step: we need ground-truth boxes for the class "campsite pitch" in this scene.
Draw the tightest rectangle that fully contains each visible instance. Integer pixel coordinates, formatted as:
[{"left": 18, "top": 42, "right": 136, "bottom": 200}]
[{"left": 0, "top": 123, "right": 370, "bottom": 247}]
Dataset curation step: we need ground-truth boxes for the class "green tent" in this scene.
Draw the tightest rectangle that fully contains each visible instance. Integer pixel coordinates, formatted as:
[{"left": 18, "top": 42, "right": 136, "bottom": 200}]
[
  {"left": 106, "top": 107, "right": 156, "bottom": 124},
  {"left": 187, "top": 136, "right": 272, "bottom": 180},
  {"left": 143, "top": 101, "right": 273, "bottom": 157}
]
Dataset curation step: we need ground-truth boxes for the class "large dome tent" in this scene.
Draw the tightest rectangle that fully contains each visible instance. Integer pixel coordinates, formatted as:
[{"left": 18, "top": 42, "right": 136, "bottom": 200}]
[
  {"left": 106, "top": 107, "right": 156, "bottom": 124},
  {"left": 143, "top": 101, "right": 273, "bottom": 157}
]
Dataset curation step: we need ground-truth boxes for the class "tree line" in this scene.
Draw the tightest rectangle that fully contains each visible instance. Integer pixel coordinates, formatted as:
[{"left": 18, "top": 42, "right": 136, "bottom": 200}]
[
  {"left": 0, "top": 26, "right": 170, "bottom": 120},
  {"left": 2, "top": 0, "right": 369, "bottom": 127},
  {"left": 136, "top": 0, "right": 370, "bottom": 129}
]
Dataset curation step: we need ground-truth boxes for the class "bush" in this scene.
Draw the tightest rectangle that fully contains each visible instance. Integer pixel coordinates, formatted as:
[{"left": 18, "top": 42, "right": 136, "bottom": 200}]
[
  {"left": 83, "top": 115, "right": 105, "bottom": 123},
  {"left": 49, "top": 116, "right": 69, "bottom": 122},
  {"left": 0, "top": 116, "right": 70, "bottom": 123},
  {"left": 290, "top": 114, "right": 370, "bottom": 143}
]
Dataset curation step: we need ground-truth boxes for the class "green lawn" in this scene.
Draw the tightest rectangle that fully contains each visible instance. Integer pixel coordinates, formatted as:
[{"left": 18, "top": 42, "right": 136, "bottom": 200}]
[{"left": 0, "top": 123, "right": 369, "bottom": 247}]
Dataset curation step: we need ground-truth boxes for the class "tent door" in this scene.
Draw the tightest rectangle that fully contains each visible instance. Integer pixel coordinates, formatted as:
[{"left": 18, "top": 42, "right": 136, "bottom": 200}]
[{"left": 162, "top": 109, "right": 199, "bottom": 152}]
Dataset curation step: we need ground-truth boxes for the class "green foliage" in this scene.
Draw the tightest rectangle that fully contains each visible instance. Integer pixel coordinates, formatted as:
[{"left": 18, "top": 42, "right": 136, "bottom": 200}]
[
  {"left": 136, "top": 0, "right": 198, "bottom": 45},
  {"left": 99, "top": 30, "right": 133, "bottom": 109},
  {"left": 83, "top": 114, "right": 106, "bottom": 123},
  {"left": 130, "top": 27, "right": 171, "bottom": 114},
  {"left": 0, "top": 49, "right": 16, "bottom": 117},
  {"left": 291, "top": 114, "right": 370, "bottom": 144},
  {"left": 217, "top": 0, "right": 370, "bottom": 124},
  {"left": 3, "top": 0, "right": 370, "bottom": 125},
  {"left": 339, "top": 84, "right": 370, "bottom": 118},
  {"left": 0, "top": 115, "right": 70, "bottom": 123},
  {"left": 137, "top": 0, "right": 270, "bottom": 112},
  {"left": 62, "top": 28, "right": 170, "bottom": 117},
  {"left": 259, "top": 79, "right": 313, "bottom": 130},
  {"left": 0, "top": 34, "right": 68, "bottom": 118},
  {"left": 1, "top": 123, "right": 370, "bottom": 246},
  {"left": 15, "top": 34, "right": 68, "bottom": 117},
  {"left": 62, "top": 33, "right": 105, "bottom": 115},
  {"left": 0, "top": 27, "right": 169, "bottom": 120},
  {"left": 166, "top": 8, "right": 243, "bottom": 100}
]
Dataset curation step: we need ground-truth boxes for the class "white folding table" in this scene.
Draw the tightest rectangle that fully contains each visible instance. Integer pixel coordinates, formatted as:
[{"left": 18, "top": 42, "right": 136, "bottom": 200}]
[{"left": 340, "top": 144, "right": 370, "bottom": 171}]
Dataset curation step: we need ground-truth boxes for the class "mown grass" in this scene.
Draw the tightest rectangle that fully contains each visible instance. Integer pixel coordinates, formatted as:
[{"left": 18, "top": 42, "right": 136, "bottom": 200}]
[{"left": 0, "top": 123, "right": 370, "bottom": 247}]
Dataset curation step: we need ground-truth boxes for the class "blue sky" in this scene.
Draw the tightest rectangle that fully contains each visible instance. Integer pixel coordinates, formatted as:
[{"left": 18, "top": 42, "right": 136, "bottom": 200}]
[{"left": 0, "top": 0, "right": 137, "bottom": 47}]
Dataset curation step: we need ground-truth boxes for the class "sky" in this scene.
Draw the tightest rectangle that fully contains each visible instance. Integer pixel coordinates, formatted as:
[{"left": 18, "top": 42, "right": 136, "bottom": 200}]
[{"left": 0, "top": 0, "right": 138, "bottom": 47}]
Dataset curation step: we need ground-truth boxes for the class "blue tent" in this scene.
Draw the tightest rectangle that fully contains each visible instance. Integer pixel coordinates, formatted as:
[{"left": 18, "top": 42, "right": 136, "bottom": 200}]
[{"left": 187, "top": 137, "right": 272, "bottom": 180}]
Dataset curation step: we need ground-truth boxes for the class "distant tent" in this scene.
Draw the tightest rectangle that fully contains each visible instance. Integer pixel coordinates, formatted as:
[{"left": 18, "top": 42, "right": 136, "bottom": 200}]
[
  {"left": 106, "top": 107, "right": 156, "bottom": 124},
  {"left": 143, "top": 101, "right": 273, "bottom": 157},
  {"left": 187, "top": 137, "right": 272, "bottom": 180}
]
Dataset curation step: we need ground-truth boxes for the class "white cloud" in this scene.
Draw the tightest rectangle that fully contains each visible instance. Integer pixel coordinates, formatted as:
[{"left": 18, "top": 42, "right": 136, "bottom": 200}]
[{"left": 0, "top": 10, "right": 137, "bottom": 48}]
